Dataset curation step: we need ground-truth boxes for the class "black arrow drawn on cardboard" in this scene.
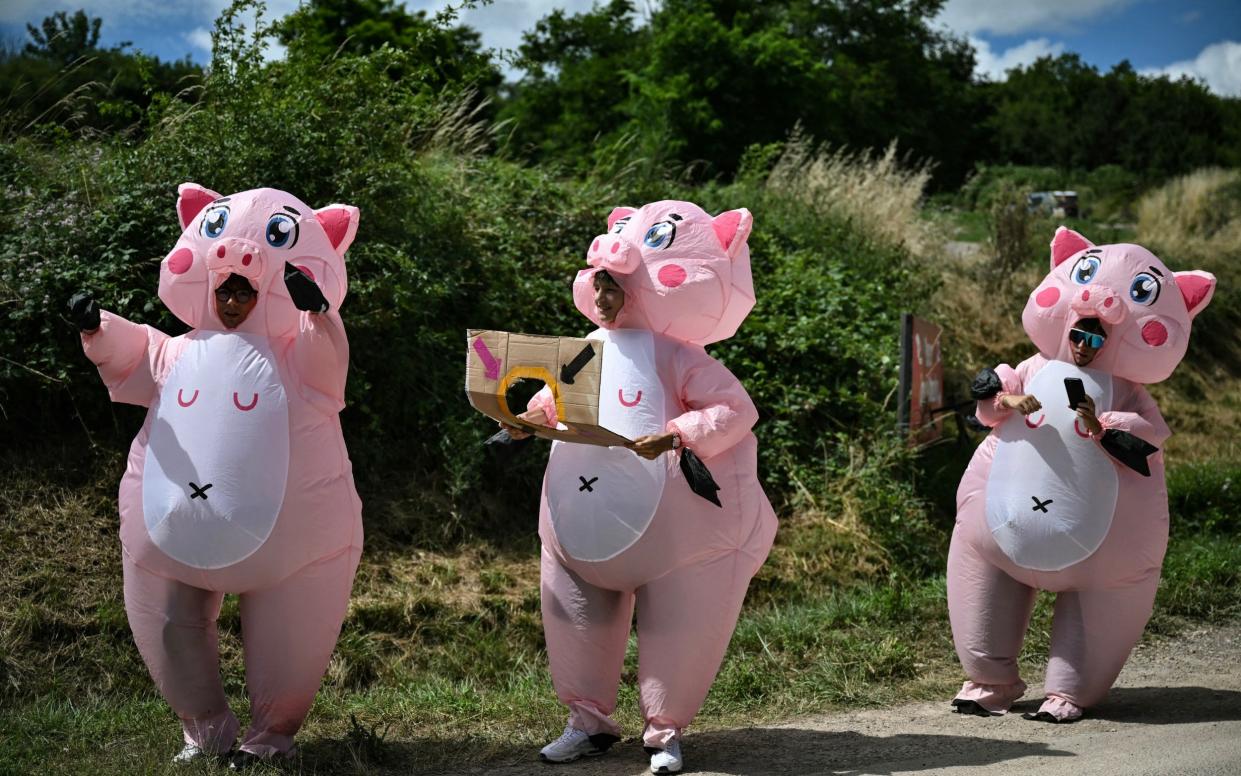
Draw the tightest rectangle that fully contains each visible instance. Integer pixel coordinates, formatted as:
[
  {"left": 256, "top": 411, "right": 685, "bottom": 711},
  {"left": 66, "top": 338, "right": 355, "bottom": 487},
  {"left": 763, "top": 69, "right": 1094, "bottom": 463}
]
[{"left": 560, "top": 343, "right": 596, "bottom": 384}]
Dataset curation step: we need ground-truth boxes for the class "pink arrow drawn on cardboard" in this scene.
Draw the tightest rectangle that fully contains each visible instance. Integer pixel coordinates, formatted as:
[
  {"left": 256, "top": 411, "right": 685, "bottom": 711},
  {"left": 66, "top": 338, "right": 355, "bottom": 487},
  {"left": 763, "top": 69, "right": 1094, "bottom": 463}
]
[{"left": 473, "top": 337, "right": 502, "bottom": 380}]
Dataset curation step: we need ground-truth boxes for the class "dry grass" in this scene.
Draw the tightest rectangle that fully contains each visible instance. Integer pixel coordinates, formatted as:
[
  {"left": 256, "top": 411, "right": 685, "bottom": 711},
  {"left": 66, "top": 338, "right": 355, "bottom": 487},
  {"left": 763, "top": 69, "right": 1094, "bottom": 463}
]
[
  {"left": 765, "top": 132, "right": 943, "bottom": 257},
  {"left": 1136, "top": 167, "right": 1241, "bottom": 255}
]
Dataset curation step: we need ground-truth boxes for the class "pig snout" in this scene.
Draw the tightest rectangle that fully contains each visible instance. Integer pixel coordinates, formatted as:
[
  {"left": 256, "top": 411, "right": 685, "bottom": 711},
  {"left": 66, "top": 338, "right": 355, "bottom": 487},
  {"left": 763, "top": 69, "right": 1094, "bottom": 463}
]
[
  {"left": 1070, "top": 285, "right": 1126, "bottom": 324},
  {"left": 206, "top": 237, "right": 264, "bottom": 280},
  {"left": 587, "top": 233, "right": 642, "bottom": 274}
]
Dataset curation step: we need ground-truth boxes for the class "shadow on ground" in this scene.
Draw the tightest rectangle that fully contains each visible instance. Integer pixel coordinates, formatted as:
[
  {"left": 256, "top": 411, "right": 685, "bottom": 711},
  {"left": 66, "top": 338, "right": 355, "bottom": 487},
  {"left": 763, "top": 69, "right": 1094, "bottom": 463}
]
[
  {"left": 392, "top": 727, "right": 1073, "bottom": 776},
  {"left": 1009, "top": 686, "right": 1241, "bottom": 726}
]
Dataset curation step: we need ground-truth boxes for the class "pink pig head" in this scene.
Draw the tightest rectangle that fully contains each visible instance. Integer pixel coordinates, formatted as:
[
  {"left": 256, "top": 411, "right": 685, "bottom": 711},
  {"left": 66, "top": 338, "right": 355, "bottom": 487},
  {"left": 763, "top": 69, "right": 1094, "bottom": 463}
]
[
  {"left": 572, "top": 201, "right": 756, "bottom": 345},
  {"left": 161, "top": 183, "right": 359, "bottom": 336},
  {"left": 1022, "top": 226, "right": 1216, "bottom": 383}
]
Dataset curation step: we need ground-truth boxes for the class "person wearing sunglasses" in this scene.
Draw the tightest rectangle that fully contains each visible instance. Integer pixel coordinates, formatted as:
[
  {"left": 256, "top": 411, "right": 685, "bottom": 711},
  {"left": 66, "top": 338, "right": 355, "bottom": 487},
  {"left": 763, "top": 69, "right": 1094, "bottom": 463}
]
[
  {"left": 991, "top": 317, "right": 1107, "bottom": 434},
  {"left": 1065, "top": 318, "right": 1107, "bottom": 435}
]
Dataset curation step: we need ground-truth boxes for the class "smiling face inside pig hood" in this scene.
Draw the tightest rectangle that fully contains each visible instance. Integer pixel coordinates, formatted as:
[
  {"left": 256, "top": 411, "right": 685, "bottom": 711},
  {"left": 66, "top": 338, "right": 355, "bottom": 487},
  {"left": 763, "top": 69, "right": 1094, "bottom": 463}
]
[
  {"left": 1022, "top": 226, "right": 1216, "bottom": 384},
  {"left": 159, "top": 183, "right": 359, "bottom": 337},
  {"left": 572, "top": 200, "right": 756, "bottom": 346}
]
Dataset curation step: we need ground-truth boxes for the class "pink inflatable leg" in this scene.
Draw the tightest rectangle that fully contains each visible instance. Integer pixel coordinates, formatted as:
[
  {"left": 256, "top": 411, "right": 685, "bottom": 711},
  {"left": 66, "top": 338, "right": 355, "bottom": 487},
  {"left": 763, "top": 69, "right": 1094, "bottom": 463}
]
[
  {"left": 947, "top": 528, "right": 1037, "bottom": 713},
  {"left": 235, "top": 546, "right": 361, "bottom": 757},
  {"left": 540, "top": 547, "right": 633, "bottom": 740},
  {"left": 122, "top": 552, "right": 239, "bottom": 753},
  {"left": 634, "top": 551, "right": 754, "bottom": 748},
  {"left": 1038, "top": 574, "right": 1160, "bottom": 720}
]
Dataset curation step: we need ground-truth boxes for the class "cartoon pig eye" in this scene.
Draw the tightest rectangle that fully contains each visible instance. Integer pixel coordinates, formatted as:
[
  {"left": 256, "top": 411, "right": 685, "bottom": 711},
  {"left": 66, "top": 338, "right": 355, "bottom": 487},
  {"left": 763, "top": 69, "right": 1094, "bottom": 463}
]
[
  {"left": 265, "top": 213, "right": 299, "bottom": 249},
  {"left": 610, "top": 216, "right": 631, "bottom": 234},
  {"left": 201, "top": 206, "right": 229, "bottom": 239},
  {"left": 1129, "top": 272, "right": 1161, "bottom": 306},
  {"left": 1071, "top": 255, "right": 1100, "bottom": 285},
  {"left": 643, "top": 221, "right": 676, "bottom": 250}
]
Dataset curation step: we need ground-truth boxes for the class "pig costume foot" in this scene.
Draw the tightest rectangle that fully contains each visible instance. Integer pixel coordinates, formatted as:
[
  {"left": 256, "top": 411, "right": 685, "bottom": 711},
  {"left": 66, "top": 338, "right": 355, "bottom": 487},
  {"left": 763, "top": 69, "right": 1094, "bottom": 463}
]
[
  {"left": 529, "top": 201, "right": 776, "bottom": 756},
  {"left": 948, "top": 226, "right": 1215, "bottom": 720},
  {"left": 951, "top": 678, "right": 1028, "bottom": 716},
  {"left": 1023, "top": 695, "right": 1084, "bottom": 723},
  {"left": 81, "top": 184, "right": 364, "bottom": 758}
]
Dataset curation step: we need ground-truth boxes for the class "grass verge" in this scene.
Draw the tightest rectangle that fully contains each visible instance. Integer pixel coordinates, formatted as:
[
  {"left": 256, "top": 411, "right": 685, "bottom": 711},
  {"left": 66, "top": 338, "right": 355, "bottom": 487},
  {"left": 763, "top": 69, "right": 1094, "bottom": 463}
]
[{"left": 2, "top": 450, "right": 1238, "bottom": 774}]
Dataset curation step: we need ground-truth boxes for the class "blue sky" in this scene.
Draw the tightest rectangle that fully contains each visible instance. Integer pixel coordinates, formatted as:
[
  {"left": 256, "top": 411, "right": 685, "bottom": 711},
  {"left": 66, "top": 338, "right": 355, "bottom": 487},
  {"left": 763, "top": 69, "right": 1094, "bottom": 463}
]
[{"left": 1, "top": 0, "right": 1238, "bottom": 95}]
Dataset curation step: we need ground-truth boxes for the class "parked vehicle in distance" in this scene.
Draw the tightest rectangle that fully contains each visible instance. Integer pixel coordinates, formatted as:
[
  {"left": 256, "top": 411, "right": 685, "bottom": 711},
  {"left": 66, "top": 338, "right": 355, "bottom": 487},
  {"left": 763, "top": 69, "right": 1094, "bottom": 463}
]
[{"left": 1027, "top": 190, "right": 1079, "bottom": 218}]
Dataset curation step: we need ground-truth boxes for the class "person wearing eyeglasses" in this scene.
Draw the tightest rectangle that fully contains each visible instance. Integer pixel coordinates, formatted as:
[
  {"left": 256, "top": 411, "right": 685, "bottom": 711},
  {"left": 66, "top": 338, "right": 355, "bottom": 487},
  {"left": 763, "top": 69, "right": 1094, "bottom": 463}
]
[
  {"left": 214, "top": 274, "right": 260, "bottom": 329},
  {"left": 993, "top": 317, "right": 1108, "bottom": 435}
]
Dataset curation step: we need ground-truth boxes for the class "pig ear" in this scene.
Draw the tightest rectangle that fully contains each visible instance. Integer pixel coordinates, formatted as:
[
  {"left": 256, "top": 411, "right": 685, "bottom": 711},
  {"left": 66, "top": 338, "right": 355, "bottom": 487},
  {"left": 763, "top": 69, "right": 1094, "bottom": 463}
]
[
  {"left": 177, "top": 183, "right": 222, "bottom": 230},
  {"left": 1175, "top": 271, "right": 1216, "bottom": 320},
  {"left": 1050, "top": 225, "right": 1093, "bottom": 269},
  {"left": 712, "top": 208, "right": 753, "bottom": 259},
  {"left": 315, "top": 204, "right": 360, "bottom": 254},
  {"left": 607, "top": 207, "right": 636, "bottom": 231}
]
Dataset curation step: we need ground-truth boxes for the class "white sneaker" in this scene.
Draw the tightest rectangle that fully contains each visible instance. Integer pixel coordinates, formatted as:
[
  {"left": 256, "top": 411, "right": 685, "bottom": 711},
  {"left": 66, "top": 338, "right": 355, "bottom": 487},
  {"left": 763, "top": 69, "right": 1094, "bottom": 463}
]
[
  {"left": 649, "top": 740, "right": 683, "bottom": 774},
  {"left": 539, "top": 725, "right": 612, "bottom": 763},
  {"left": 171, "top": 743, "right": 207, "bottom": 764}
]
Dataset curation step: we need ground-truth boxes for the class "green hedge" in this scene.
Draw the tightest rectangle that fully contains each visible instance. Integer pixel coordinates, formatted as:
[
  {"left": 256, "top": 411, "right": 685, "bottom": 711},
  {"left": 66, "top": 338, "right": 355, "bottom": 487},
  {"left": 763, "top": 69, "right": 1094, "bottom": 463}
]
[{"left": 0, "top": 9, "right": 939, "bottom": 561}]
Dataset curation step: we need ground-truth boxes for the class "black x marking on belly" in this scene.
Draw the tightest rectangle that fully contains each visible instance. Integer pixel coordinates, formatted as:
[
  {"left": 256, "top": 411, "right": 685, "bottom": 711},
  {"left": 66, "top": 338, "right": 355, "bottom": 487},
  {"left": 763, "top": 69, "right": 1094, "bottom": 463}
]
[
  {"left": 578, "top": 476, "right": 599, "bottom": 493},
  {"left": 189, "top": 482, "right": 213, "bottom": 500},
  {"left": 1031, "top": 496, "right": 1053, "bottom": 513}
]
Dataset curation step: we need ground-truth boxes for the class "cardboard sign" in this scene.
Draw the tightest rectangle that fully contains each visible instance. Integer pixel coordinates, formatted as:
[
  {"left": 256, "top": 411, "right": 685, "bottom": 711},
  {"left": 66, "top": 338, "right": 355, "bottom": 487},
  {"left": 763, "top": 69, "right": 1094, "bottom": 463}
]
[{"left": 465, "top": 330, "right": 633, "bottom": 446}]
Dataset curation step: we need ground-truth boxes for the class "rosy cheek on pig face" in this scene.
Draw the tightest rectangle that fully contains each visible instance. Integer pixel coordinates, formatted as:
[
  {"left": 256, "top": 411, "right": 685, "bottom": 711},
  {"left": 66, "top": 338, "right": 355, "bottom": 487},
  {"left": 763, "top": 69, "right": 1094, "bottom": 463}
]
[
  {"left": 168, "top": 248, "right": 195, "bottom": 275},
  {"left": 657, "top": 263, "right": 687, "bottom": 288},
  {"left": 1141, "top": 320, "right": 1169, "bottom": 346},
  {"left": 1035, "top": 286, "right": 1061, "bottom": 308}
]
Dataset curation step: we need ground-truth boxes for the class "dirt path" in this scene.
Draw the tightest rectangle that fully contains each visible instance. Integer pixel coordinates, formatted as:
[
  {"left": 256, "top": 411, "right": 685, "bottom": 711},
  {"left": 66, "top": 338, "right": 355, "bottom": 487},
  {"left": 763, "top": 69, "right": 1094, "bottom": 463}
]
[{"left": 450, "top": 623, "right": 1241, "bottom": 776}]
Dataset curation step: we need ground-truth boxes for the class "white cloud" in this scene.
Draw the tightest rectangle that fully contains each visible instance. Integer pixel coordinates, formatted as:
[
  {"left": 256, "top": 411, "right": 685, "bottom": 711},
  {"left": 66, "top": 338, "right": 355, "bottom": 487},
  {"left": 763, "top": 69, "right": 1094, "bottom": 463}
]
[
  {"left": 936, "top": 0, "right": 1136, "bottom": 37},
  {"left": 2, "top": 0, "right": 302, "bottom": 27},
  {"left": 185, "top": 26, "right": 211, "bottom": 55},
  {"left": 1142, "top": 40, "right": 1241, "bottom": 97},
  {"left": 970, "top": 36, "right": 1066, "bottom": 81}
]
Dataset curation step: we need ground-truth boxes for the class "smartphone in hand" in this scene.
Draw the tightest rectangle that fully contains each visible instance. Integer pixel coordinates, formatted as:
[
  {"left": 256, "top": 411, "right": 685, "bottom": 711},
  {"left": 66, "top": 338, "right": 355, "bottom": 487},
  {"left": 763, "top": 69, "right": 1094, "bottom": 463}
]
[{"left": 1064, "top": 377, "right": 1087, "bottom": 410}]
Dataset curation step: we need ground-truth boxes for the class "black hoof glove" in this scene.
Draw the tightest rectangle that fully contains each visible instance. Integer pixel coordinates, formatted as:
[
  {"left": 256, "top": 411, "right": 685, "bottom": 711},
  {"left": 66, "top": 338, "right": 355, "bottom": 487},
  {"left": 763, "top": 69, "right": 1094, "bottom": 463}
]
[
  {"left": 283, "top": 262, "right": 330, "bottom": 313},
  {"left": 68, "top": 292, "right": 101, "bottom": 331},
  {"left": 970, "top": 367, "right": 1003, "bottom": 400}
]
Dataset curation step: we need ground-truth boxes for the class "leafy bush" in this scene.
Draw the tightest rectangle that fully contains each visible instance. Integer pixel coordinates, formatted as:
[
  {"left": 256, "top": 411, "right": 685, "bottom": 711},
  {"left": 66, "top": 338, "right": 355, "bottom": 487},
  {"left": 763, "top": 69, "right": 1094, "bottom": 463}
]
[{"left": 0, "top": 1, "right": 942, "bottom": 554}]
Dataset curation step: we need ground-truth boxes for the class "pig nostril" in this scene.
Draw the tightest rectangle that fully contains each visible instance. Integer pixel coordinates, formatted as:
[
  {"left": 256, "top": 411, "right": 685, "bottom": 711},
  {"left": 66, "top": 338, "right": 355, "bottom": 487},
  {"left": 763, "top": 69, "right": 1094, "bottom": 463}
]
[
  {"left": 242, "top": 254, "right": 252, "bottom": 266},
  {"left": 1104, "top": 297, "right": 1113, "bottom": 308},
  {"left": 1082, "top": 290, "right": 1090, "bottom": 301},
  {"left": 216, "top": 246, "right": 226, "bottom": 259},
  {"left": 592, "top": 239, "right": 600, "bottom": 252},
  {"left": 610, "top": 242, "right": 620, "bottom": 254}
]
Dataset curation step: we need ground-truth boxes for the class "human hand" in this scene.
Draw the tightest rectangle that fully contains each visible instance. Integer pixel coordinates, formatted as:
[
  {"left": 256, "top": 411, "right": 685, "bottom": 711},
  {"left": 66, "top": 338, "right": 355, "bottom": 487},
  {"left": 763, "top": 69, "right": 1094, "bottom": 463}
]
[
  {"left": 1000, "top": 394, "right": 1042, "bottom": 416},
  {"left": 500, "top": 408, "right": 548, "bottom": 440},
  {"left": 1076, "top": 395, "right": 1103, "bottom": 436},
  {"left": 283, "top": 262, "right": 330, "bottom": 313},
  {"left": 627, "top": 433, "right": 677, "bottom": 460},
  {"left": 67, "top": 292, "right": 100, "bottom": 332}
]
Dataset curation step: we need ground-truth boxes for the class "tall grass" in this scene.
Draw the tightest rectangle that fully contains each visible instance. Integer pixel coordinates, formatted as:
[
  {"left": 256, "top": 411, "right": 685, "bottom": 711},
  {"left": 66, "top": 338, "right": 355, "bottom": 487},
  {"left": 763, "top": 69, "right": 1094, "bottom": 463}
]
[
  {"left": 1137, "top": 167, "right": 1241, "bottom": 253},
  {"left": 765, "top": 133, "right": 941, "bottom": 257}
]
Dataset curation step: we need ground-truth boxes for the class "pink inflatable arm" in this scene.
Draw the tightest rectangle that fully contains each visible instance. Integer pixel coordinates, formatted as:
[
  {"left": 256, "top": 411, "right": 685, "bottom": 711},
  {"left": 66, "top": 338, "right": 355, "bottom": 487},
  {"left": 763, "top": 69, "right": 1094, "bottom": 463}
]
[
  {"left": 291, "top": 311, "right": 349, "bottom": 412},
  {"left": 1098, "top": 385, "right": 1171, "bottom": 447},
  {"left": 526, "top": 386, "right": 558, "bottom": 427},
  {"left": 665, "top": 346, "right": 758, "bottom": 459},
  {"left": 81, "top": 310, "right": 169, "bottom": 407},
  {"left": 974, "top": 362, "right": 1027, "bottom": 428}
]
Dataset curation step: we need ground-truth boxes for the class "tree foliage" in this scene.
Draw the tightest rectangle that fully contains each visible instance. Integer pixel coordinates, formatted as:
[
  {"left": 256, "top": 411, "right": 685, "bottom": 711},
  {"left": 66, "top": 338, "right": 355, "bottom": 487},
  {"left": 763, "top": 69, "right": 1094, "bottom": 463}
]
[
  {"left": 274, "top": 0, "right": 501, "bottom": 96},
  {"left": 984, "top": 55, "right": 1241, "bottom": 181},
  {"left": 1, "top": 10, "right": 199, "bottom": 137}
]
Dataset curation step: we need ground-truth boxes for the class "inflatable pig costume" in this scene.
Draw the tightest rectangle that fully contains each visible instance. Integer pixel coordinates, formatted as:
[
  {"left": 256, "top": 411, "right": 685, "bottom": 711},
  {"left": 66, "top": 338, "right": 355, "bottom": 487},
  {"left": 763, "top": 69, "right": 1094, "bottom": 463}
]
[
  {"left": 949, "top": 227, "right": 1215, "bottom": 722},
  {"left": 528, "top": 201, "right": 777, "bottom": 760},
  {"left": 79, "top": 184, "right": 363, "bottom": 757}
]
